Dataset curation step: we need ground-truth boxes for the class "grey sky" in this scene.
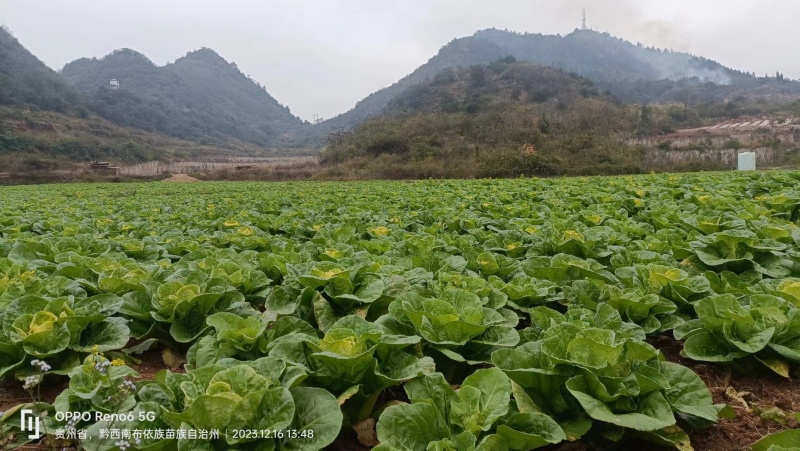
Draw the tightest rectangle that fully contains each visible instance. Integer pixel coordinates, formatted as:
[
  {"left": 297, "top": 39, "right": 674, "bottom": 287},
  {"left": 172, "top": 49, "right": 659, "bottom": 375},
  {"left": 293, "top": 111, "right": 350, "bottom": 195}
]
[{"left": 1, "top": 0, "right": 798, "bottom": 121}]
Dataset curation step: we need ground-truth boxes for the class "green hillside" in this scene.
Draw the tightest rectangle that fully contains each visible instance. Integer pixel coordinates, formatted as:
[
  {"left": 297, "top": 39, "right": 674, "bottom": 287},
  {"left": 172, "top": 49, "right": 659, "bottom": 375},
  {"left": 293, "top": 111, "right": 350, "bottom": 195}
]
[
  {"left": 62, "top": 48, "right": 312, "bottom": 148},
  {"left": 4, "top": 22, "right": 800, "bottom": 172},
  {"left": 317, "top": 28, "right": 800, "bottom": 132},
  {"left": 0, "top": 28, "right": 278, "bottom": 173},
  {"left": 0, "top": 26, "right": 87, "bottom": 114},
  {"left": 384, "top": 58, "right": 601, "bottom": 115},
  {"left": 0, "top": 106, "right": 270, "bottom": 169},
  {"left": 322, "top": 59, "right": 646, "bottom": 178}
]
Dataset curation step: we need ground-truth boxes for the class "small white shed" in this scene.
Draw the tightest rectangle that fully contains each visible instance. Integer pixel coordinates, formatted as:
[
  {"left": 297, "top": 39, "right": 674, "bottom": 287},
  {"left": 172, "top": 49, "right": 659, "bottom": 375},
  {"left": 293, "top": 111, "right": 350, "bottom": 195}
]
[{"left": 737, "top": 152, "right": 756, "bottom": 171}]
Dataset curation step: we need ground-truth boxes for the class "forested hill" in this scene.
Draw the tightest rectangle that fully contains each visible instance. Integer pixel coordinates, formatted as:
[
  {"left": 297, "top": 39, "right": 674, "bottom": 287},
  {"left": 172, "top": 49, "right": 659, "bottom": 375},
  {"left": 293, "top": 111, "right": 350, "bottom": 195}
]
[
  {"left": 322, "top": 58, "right": 642, "bottom": 175},
  {"left": 314, "top": 36, "right": 506, "bottom": 131},
  {"left": 472, "top": 28, "right": 800, "bottom": 105},
  {"left": 4, "top": 23, "right": 800, "bottom": 153},
  {"left": 317, "top": 28, "right": 800, "bottom": 131},
  {"left": 0, "top": 26, "right": 87, "bottom": 113},
  {"left": 0, "top": 28, "right": 280, "bottom": 166},
  {"left": 62, "top": 48, "right": 311, "bottom": 148},
  {"left": 384, "top": 58, "right": 603, "bottom": 116},
  {"left": 472, "top": 28, "right": 745, "bottom": 85}
]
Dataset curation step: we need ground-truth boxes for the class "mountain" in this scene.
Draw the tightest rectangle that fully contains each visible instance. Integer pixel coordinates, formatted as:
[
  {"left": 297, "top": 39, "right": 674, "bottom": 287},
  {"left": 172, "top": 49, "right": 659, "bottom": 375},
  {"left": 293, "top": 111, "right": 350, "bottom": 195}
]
[
  {"left": 0, "top": 27, "right": 275, "bottom": 170},
  {"left": 384, "top": 57, "right": 602, "bottom": 116},
  {"left": 5, "top": 23, "right": 799, "bottom": 158},
  {"left": 321, "top": 58, "right": 646, "bottom": 179},
  {"left": 318, "top": 28, "right": 800, "bottom": 131},
  {"left": 471, "top": 28, "right": 745, "bottom": 85},
  {"left": 474, "top": 29, "right": 800, "bottom": 104},
  {"left": 0, "top": 26, "right": 87, "bottom": 113},
  {"left": 62, "top": 48, "right": 310, "bottom": 148},
  {"left": 315, "top": 36, "right": 507, "bottom": 131}
]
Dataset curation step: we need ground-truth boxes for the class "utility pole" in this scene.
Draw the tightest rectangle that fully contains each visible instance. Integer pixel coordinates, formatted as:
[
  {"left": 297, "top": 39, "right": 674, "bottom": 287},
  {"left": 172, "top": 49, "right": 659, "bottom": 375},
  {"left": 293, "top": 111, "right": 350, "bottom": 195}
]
[{"left": 582, "top": 9, "right": 587, "bottom": 30}]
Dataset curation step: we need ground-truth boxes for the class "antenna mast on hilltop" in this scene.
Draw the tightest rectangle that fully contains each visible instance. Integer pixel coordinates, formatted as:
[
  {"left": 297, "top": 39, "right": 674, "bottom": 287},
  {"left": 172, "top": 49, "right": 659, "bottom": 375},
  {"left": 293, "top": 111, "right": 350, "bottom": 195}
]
[{"left": 582, "top": 9, "right": 587, "bottom": 30}]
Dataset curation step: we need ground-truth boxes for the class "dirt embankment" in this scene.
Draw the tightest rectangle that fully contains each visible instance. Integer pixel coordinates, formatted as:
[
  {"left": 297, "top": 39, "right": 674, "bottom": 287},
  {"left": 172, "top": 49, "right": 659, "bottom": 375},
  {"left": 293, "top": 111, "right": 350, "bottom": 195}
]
[{"left": 161, "top": 174, "right": 199, "bottom": 182}]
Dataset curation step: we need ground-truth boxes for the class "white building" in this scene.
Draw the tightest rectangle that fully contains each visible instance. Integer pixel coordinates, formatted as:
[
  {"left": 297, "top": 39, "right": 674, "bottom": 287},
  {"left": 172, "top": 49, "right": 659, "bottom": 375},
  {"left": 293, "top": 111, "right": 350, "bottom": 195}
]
[
  {"left": 110, "top": 79, "right": 120, "bottom": 90},
  {"left": 738, "top": 152, "right": 756, "bottom": 171}
]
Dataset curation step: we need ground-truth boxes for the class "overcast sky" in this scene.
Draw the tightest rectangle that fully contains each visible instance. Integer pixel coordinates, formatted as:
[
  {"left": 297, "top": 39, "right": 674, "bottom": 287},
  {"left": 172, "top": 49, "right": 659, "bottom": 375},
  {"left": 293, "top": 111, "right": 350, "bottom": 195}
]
[{"left": 1, "top": 0, "right": 798, "bottom": 121}]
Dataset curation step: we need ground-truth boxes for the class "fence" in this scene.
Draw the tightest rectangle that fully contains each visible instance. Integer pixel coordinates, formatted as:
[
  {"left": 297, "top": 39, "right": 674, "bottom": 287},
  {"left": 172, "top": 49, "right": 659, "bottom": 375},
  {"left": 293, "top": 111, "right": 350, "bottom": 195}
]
[
  {"left": 118, "top": 156, "right": 319, "bottom": 176},
  {"left": 643, "top": 148, "right": 775, "bottom": 168}
]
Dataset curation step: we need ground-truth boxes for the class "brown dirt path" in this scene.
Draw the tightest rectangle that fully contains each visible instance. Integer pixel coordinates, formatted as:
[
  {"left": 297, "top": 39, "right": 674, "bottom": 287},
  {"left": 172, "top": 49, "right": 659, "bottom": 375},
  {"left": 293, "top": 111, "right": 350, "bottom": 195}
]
[{"left": 162, "top": 173, "right": 199, "bottom": 182}]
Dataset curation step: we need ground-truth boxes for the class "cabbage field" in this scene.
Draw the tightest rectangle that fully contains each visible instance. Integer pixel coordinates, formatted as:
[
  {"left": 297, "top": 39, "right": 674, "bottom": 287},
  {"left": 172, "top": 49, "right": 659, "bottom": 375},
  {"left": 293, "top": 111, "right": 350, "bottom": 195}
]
[{"left": 1, "top": 172, "right": 800, "bottom": 450}]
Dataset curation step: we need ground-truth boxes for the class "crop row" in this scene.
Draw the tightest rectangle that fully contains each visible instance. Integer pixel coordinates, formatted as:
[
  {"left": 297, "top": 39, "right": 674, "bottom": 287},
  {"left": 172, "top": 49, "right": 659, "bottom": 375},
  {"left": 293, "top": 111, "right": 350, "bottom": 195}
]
[{"left": 2, "top": 173, "right": 800, "bottom": 450}]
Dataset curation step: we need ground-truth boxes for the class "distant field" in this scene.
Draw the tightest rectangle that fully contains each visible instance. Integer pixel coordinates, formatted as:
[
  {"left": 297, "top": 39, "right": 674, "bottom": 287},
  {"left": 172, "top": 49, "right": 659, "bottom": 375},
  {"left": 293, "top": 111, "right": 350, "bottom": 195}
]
[{"left": 1, "top": 172, "right": 800, "bottom": 450}]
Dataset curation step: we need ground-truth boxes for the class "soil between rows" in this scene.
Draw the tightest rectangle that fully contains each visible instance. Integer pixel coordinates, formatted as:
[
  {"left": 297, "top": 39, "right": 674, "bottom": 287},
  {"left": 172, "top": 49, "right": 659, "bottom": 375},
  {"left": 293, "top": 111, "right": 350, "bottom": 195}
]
[
  {"left": 651, "top": 335, "right": 800, "bottom": 451},
  {"left": 2, "top": 341, "right": 798, "bottom": 451}
]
